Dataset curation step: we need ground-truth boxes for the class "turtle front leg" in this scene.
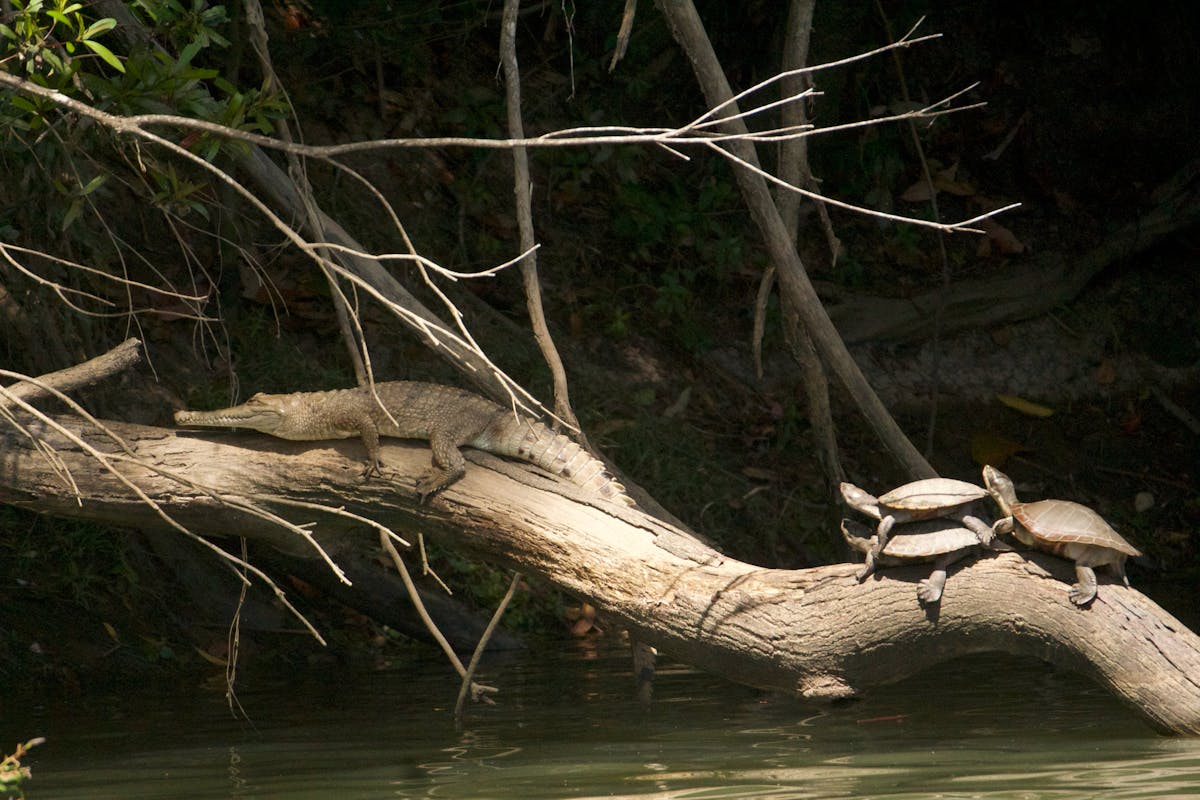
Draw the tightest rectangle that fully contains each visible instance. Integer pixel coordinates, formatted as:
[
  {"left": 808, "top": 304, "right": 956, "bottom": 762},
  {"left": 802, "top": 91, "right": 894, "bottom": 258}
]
[
  {"left": 855, "top": 541, "right": 880, "bottom": 582},
  {"left": 1068, "top": 564, "right": 1098, "bottom": 606},
  {"left": 868, "top": 515, "right": 895, "bottom": 561},
  {"left": 961, "top": 514, "right": 995, "bottom": 547}
]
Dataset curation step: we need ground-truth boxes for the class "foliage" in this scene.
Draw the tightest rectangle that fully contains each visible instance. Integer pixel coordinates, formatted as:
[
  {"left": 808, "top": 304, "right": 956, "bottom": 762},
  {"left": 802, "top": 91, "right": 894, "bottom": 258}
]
[
  {"left": 0, "top": 0, "right": 284, "bottom": 262},
  {"left": 424, "top": 543, "right": 564, "bottom": 634},
  {"left": 0, "top": 0, "right": 123, "bottom": 79},
  {"left": 593, "top": 160, "right": 749, "bottom": 354},
  {"left": 0, "top": 738, "right": 44, "bottom": 800}
]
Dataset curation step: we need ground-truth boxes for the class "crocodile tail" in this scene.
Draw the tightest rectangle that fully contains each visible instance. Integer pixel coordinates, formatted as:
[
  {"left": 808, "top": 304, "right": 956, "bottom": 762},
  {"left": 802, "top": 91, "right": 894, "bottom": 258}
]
[{"left": 494, "top": 418, "right": 634, "bottom": 505}]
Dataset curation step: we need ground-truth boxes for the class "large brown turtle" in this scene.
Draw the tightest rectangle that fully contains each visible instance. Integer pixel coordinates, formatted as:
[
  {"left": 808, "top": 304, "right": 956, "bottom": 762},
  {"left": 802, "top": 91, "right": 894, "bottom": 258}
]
[
  {"left": 840, "top": 478, "right": 994, "bottom": 561},
  {"left": 841, "top": 517, "right": 1010, "bottom": 603},
  {"left": 983, "top": 465, "right": 1141, "bottom": 606}
]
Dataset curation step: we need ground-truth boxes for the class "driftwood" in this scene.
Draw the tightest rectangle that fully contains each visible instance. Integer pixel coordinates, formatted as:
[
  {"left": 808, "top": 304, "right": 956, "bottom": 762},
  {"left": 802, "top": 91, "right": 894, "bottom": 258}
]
[{"left": 2, "top": 413, "right": 1199, "bottom": 734}]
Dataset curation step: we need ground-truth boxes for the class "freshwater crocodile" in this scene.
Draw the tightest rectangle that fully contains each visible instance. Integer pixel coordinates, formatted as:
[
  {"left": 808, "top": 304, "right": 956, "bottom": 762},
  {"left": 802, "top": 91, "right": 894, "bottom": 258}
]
[{"left": 174, "top": 381, "right": 633, "bottom": 505}]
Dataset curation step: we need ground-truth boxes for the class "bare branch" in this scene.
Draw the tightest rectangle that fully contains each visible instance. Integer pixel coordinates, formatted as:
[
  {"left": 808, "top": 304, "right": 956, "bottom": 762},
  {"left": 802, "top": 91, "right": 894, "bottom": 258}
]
[
  {"left": 500, "top": 0, "right": 580, "bottom": 430},
  {"left": 2, "top": 338, "right": 142, "bottom": 405}
]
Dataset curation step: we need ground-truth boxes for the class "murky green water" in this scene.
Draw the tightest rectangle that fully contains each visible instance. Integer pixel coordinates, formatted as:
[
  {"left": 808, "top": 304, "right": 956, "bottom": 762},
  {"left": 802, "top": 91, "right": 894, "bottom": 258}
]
[{"left": 8, "top": 641, "right": 1200, "bottom": 799}]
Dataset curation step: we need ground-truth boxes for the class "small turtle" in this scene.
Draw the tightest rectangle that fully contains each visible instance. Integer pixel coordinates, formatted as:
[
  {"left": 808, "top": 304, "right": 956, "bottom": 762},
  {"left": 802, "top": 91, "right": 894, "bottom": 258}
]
[
  {"left": 983, "top": 465, "right": 1142, "bottom": 606},
  {"left": 840, "top": 478, "right": 994, "bottom": 562},
  {"left": 841, "top": 517, "right": 1008, "bottom": 603}
]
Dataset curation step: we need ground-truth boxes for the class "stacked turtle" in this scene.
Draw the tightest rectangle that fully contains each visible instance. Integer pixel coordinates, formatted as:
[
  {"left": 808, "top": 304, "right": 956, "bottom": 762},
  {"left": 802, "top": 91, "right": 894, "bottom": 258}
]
[
  {"left": 839, "top": 478, "right": 1000, "bottom": 604},
  {"left": 841, "top": 468, "right": 1141, "bottom": 607}
]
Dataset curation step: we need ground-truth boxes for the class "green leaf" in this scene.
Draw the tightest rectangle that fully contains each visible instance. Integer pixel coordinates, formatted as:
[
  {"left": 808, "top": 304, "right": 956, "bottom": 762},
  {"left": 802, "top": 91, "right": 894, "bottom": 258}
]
[
  {"left": 61, "top": 199, "right": 82, "bottom": 231},
  {"left": 45, "top": 10, "right": 71, "bottom": 26},
  {"left": 82, "top": 38, "right": 124, "bottom": 72},
  {"left": 177, "top": 40, "right": 201, "bottom": 68},
  {"left": 40, "top": 49, "right": 67, "bottom": 75},
  {"left": 81, "top": 17, "right": 117, "bottom": 39},
  {"left": 80, "top": 174, "right": 106, "bottom": 195},
  {"left": 0, "top": 23, "right": 16, "bottom": 40}
]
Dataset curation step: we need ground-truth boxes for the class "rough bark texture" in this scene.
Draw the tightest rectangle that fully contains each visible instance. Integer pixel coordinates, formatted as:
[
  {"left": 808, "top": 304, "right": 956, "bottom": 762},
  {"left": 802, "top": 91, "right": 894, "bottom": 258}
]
[{"left": 3, "top": 415, "right": 1199, "bottom": 734}]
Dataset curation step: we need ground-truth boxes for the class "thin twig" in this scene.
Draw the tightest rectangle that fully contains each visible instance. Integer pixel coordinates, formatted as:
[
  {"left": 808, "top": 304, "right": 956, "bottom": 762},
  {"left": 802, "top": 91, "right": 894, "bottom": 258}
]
[
  {"left": 455, "top": 571, "right": 521, "bottom": 719},
  {"left": 874, "top": 0, "right": 951, "bottom": 462},
  {"left": 379, "top": 530, "right": 498, "bottom": 704}
]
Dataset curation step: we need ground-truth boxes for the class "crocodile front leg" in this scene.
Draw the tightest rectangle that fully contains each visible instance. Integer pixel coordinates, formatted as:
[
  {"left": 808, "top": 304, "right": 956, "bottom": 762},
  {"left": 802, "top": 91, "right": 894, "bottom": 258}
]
[{"left": 415, "top": 429, "right": 468, "bottom": 501}]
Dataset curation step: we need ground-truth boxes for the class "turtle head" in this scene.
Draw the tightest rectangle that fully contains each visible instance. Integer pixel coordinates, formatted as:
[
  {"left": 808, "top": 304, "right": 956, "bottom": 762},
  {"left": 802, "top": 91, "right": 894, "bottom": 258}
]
[
  {"left": 982, "top": 465, "right": 1018, "bottom": 516},
  {"left": 839, "top": 482, "right": 881, "bottom": 519},
  {"left": 839, "top": 518, "right": 874, "bottom": 553}
]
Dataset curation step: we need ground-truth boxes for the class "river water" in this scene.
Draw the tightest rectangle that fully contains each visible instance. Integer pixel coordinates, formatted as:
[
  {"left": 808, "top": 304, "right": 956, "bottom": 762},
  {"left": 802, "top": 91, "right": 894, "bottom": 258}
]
[{"left": 8, "top": 635, "right": 1200, "bottom": 799}]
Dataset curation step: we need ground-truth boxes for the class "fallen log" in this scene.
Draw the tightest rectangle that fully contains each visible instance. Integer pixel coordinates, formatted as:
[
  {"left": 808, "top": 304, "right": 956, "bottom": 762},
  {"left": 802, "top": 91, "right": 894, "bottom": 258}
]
[
  {"left": 826, "top": 157, "right": 1200, "bottom": 344},
  {"left": 2, "top": 413, "right": 1198, "bottom": 734}
]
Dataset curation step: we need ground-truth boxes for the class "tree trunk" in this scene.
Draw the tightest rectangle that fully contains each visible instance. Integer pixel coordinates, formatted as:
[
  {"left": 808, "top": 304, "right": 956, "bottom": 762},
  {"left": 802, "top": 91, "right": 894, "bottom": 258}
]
[{"left": 3, "top": 414, "right": 1199, "bottom": 734}]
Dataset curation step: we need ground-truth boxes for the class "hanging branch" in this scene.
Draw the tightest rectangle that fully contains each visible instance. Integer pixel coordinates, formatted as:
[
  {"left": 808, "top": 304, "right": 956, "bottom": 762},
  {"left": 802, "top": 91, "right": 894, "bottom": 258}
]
[
  {"left": 242, "top": 0, "right": 369, "bottom": 385},
  {"left": 454, "top": 571, "right": 522, "bottom": 719}
]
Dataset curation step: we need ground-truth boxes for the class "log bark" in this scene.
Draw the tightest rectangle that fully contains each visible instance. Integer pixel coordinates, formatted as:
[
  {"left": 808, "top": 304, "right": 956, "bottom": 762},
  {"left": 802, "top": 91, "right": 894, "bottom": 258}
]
[{"left": 2, "top": 414, "right": 1199, "bottom": 733}]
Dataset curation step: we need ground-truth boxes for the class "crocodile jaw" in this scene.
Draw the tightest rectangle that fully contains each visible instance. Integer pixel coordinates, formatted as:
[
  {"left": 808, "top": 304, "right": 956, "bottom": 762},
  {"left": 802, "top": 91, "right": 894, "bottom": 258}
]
[{"left": 174, "top": 396, "right": 286, "bottom": 435}]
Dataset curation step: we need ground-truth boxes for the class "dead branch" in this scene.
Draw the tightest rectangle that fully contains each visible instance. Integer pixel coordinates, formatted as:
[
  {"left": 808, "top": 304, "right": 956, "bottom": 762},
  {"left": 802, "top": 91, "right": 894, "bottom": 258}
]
[
  {"left": 653, "top": 0, "right": 936, "bottom": 480},
  {"left": 1, "top": 338, "right": 142, "bottom": 405},
  {"left": 771, "top": 0, "right": 843, "bottom": 490},
  {"left": 500, "top": 0, "right": 579, "bottom": 429}
]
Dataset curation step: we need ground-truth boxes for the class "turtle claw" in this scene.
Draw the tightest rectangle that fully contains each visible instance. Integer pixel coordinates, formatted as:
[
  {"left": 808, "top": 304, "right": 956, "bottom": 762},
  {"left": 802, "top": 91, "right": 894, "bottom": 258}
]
[
  {"left": 1069, "top": 584, "right": 1096, "bottom": 606},
  {"left": 1070, "top": 565, "right": 1098, "bottom": 606},
  {"left": 916, "top": 580, "right": 943, "bottom": 604}
]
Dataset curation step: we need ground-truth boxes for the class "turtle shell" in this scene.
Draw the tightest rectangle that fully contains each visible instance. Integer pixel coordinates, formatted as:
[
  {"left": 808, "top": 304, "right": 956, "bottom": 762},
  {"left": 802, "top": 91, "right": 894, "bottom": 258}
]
[
  {"left": 1013, "top": 499, "right": 1141, "bottom": 557},
  {"left": 842, "top": 518, "right": 981, "bottom": 560},
  {"left": 878, "top": 478, "right": 988, "bottom": 514},
  {"left": 878, "top": 526, "right": 982, "bottom": 559}
]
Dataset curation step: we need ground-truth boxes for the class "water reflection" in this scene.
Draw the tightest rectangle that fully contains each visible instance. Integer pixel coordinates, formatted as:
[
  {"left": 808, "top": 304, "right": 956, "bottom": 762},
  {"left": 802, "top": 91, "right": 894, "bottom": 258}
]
[{"left": 11, "top": 646, "right": 1200, "bottom": 799}]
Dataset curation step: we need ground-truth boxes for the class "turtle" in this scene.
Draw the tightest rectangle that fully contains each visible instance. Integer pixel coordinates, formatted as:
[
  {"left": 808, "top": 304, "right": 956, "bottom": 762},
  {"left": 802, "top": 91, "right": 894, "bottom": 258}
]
[
  {"left": 839, "top": 478, "right": 994, "bottom": 562},
  {"left": 982, "top": 465, "right": 1142, "bottom": 606},
  {"left": 841, "top": 517, "right": 1010, "bottom": 603}
]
